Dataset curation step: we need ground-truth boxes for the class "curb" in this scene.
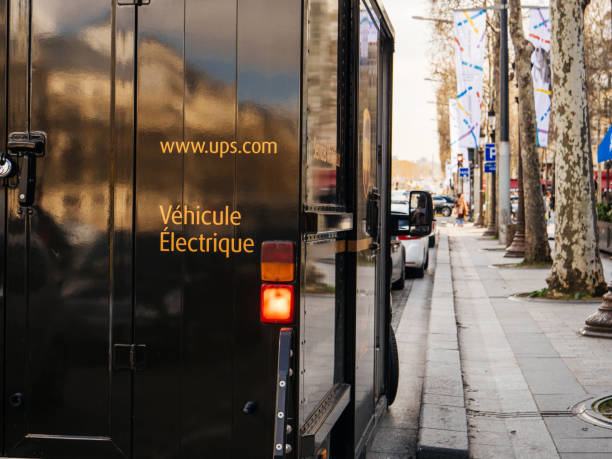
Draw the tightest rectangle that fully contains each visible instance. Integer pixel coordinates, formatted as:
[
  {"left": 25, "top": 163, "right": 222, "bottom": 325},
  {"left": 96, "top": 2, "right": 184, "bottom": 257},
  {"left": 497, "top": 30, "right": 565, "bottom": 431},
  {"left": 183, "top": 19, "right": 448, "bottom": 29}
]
[{"left": 417, "top": 233, "right": 469, "bottom": 458}]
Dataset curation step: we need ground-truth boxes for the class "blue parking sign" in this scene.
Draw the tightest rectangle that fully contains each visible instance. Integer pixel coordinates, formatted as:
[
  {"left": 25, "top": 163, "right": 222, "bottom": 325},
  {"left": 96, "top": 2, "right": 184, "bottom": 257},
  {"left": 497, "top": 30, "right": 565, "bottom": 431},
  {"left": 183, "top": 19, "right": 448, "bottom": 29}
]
[
  {"left": 484, "top": 162, "right": 496, "bottom": 173},
  {"left": 597, "top": 125, "right": 612, "bottom": 163},
  {"left": 459, "top": 167, "right": 469, "bottom": 178},
  {"left": 485, "top": 144, "right": 496, "bottom": 162}
]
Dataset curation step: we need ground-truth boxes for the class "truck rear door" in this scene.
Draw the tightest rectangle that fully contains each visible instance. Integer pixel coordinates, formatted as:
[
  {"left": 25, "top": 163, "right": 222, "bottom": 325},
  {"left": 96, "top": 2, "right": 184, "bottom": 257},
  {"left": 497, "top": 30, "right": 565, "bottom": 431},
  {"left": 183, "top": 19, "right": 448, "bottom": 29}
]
[
  {"left": 131, "top": 1, "right": 301, "bottom": 458},
  {"left": 1, "top": 2, "right": 131, "bottom": 457}
]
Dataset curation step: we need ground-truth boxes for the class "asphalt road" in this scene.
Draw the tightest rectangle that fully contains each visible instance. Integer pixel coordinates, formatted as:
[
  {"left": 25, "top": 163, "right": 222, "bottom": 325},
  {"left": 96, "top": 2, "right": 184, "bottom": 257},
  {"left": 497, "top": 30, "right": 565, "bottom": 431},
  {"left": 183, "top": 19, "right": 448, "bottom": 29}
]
[{"left": 367, "top": 240, "right": 437, "bottom": 458}]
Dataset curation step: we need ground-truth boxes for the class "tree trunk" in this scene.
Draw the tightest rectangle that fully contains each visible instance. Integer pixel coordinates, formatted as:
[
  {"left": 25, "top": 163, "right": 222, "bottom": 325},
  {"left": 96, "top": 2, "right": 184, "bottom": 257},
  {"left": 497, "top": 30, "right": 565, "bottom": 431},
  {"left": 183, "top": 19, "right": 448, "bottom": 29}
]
[
  {"left": 508, "top": 0, "right": 552, "bottom": 263},
  {"left": 546, "top": 0, "right": 607, "bottom": 295}
]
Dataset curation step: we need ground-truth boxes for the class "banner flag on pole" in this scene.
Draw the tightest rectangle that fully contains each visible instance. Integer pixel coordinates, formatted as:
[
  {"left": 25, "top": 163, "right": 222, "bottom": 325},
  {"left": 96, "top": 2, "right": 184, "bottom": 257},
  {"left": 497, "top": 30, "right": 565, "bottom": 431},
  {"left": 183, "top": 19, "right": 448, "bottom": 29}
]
[
  {"left": 449, "top": 98, "right": 466, "bottom": 173},
  {"left": 527, "top": 7, "right": 551, "bottom": 52},
  {"left": 445, "top": 162, "right": 453, "bottom": 187},
  {"left": 453, "top": 9, "right": 487, "bottom": 149},
  {"left": 528, "top": 8, "right": 551, "bottom": 147}
]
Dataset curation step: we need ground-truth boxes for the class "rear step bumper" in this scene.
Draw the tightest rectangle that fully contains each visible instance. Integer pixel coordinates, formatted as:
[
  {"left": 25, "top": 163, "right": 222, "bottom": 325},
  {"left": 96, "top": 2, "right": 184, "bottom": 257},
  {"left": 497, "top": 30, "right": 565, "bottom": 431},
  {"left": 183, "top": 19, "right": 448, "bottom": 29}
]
[{"left": 300, "top": 383, "right": 351, "bottom": 456}]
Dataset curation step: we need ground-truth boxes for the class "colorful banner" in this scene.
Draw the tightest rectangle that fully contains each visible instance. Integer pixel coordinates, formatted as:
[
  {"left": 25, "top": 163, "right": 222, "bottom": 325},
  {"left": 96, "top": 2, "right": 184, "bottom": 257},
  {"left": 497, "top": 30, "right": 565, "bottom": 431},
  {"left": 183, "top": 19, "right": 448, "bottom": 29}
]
[
  {"left": 453, "top": 9, "right": 487, "bottom": 149},
  {"left": 445, "top": 162, "right": 453, "bottom": 187},
  {"left": 449, "top": 98, "right": 466, "bottom": 173},
  {"left": 527, "top": 7, "right": 551, "bottom": 52},
  {"left": 528, "top": 8, "right": 551, "bottom": 147}
]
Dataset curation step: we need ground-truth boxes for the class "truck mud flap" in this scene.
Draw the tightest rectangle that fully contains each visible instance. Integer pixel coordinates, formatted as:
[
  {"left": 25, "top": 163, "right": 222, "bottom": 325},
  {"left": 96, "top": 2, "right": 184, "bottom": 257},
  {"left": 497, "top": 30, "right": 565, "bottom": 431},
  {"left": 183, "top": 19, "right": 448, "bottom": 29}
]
[{"left": 299, "top": 383, "right": 351, "bottom": 457}]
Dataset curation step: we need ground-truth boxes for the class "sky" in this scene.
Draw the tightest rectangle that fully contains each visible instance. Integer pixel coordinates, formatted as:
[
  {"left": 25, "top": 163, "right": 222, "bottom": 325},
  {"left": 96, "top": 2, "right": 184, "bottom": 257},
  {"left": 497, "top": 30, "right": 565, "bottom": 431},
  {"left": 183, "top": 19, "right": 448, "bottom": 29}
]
[
  {"left": 382, "top": 1, "right": 440, "bottom": 164},
  {"left": 381, "top": 0, "right": 551, "bottom": 165}
]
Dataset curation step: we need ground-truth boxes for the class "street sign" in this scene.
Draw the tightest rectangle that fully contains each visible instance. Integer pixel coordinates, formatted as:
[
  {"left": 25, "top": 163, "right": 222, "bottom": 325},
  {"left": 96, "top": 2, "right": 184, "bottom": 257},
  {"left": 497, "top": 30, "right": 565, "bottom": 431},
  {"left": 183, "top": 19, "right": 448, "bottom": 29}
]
[
  {"left": 597, "top": 125, "right": 612, "bottom": 163},
  {"left": 485, "top": 143, "right": 496, "bottom": 162},
  {"left": 459, "top": 167, "right": 470, "bottom": 178},
  {"left": 484, "top": 161, "right": 496, "bottom": 173}
]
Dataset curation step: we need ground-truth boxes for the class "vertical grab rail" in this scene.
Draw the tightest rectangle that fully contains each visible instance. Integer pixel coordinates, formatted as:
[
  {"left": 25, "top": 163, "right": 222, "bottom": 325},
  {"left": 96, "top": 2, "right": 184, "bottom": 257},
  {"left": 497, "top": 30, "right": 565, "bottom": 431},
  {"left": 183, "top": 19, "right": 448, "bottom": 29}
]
[{"left": 273, "top": 328, "right": 293, "bottom": 457}]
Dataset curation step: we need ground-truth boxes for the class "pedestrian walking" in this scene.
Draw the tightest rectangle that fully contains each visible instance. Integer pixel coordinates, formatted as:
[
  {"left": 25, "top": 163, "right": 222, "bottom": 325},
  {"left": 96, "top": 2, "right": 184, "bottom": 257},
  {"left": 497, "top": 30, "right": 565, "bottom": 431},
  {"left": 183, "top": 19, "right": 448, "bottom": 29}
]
[
  {"left": 454, "top": 193, "right": 469, "bottom": 227},
  {"left": 544, "top": 191, "right": 552, "bottom": 221}
]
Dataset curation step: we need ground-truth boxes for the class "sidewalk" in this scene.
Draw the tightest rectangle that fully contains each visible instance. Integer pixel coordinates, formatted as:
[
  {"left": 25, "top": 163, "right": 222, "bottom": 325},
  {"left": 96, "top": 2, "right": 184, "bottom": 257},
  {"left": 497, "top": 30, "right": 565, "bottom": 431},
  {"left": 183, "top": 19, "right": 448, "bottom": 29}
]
[{"left": 449, "top": 225, "right": 612, "bottom": 458}]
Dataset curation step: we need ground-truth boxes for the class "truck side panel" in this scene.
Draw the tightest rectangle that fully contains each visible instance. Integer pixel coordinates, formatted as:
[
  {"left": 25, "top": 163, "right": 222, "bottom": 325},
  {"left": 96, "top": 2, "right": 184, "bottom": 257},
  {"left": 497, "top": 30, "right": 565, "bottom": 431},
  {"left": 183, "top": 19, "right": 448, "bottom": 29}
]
[
  {"left": 234, "top": 1, "right": 302, "bottom": 456},
  {"left": 133, "top": 1, "right": 302, "bottom": 458}
]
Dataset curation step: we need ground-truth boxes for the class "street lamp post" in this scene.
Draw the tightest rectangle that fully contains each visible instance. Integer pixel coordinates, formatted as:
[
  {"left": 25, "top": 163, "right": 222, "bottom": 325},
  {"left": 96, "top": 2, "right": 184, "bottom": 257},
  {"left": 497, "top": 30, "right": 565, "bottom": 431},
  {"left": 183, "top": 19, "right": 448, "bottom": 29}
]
[
  {"left": 506, "top": 153, "right": 526, "bottom": 257},
  {"left": 581, "top": 284, "right": 612, "bottom": 339},
  {"left": 469, "top": 148, "right": 475, "bottom": 219},
  {"left": 506, "top": 88, "right": 526, "bottom": 257},
  {"left": 475, "top": 132, "right": 486, "bottom": 226},
  {"left": 498, "top": 0, "right": 511, "bottom": 245}
]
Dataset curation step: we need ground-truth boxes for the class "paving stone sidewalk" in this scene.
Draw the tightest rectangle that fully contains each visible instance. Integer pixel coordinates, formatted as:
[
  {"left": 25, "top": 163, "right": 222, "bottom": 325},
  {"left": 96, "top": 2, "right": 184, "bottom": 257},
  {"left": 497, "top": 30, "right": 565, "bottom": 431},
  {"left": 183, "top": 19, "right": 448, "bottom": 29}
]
[{"left": 449, "top": 226, "right": 612, "bottom": 459}]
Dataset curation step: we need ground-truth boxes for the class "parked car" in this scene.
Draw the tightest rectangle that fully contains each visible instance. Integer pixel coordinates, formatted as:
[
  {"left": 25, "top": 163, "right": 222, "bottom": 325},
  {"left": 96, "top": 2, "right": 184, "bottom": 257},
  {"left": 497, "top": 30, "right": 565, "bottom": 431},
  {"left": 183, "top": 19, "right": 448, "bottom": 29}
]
[
  {"left": 391, "top": 199, "right": 409, "bottom": 214},
  {"left": 436, "top": 194, "right": 455, "bottom": 203},
  {"left": 433, "top": 195, "right": 454, "bottom": 217},
  {"left": 392, "top": 210, "right": 429, "bottom": 278},
  {"left": 397, "top": 191, "right": 436, "bottom": 248},
  {"left": 390, "top": 231, "right": 406, "bottom": 290},
  {"left": 429, "top": 218, "right": 437, "bottom": 248},
  {"left": 392, "top": 189, "right": 408, "bottom": 202}
]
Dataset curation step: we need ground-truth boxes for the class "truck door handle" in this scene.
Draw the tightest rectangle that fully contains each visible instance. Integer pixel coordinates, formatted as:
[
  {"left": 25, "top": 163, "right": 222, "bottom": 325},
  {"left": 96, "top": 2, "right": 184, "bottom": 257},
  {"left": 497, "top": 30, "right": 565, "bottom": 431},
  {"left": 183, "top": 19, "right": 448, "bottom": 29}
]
[
  {"left": 366, "top": 188, "right": 380, "bottom": 241},
  {"left": 7, "top": 132, "right": 46, "bottom": 207}
]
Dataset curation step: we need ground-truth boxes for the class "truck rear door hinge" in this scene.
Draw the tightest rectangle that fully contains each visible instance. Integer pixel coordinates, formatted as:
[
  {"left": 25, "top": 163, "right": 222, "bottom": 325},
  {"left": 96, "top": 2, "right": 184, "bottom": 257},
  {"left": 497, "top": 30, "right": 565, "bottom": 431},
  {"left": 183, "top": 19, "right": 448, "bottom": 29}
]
[
  {"left": 113, "top": 344, "right": 146, "bottom": 371},
  {"left": 117, "top": 0, "right": 150, "bottom": 5}
]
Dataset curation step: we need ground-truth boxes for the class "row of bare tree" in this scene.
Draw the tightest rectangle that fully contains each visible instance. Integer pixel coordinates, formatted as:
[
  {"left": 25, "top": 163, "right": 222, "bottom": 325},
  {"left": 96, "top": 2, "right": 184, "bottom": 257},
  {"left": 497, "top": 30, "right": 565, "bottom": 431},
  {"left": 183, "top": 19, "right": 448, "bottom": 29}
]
[{"left": 428, "top": 0, "right": 611, "bottom": 296}]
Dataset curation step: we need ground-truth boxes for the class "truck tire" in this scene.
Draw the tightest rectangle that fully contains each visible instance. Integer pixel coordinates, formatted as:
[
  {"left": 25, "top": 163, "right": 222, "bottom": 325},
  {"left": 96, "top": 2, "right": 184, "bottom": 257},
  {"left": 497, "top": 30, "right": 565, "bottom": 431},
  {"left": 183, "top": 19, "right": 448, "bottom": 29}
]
[
  {"left": 387, "top": 327, "right": 399, "bottom": 406},
  {"left": 414, "top": 265, "right": 425, "bottom": 278},
  {"left": 442, "top": 206, "right": 452, "bottom": 217},
  {"left": 428, "top": 234, "right": 435, "bottom": 248},
  {"left": 391, "top": 259, "right": 406, "bottom": 290}
]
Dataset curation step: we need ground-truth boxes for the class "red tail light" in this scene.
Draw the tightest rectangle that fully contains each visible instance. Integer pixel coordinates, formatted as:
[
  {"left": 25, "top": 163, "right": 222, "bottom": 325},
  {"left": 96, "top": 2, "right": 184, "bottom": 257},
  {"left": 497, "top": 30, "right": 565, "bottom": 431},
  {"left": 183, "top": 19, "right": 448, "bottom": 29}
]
[
  {"left": 261, "top": 284, "right": 294, "bottom": 324},
  {"left": 398, "top": 235, "right": 420, "bottom": 240}
]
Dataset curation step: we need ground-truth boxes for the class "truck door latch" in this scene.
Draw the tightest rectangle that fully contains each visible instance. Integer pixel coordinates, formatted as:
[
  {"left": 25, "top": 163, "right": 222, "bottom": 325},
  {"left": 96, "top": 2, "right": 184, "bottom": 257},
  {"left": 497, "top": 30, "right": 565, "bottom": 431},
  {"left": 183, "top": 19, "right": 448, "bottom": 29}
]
[
  {"left": 113, "top": 344, "right": 147, "bottom": 371},
  {"left": 7, "top": 132, "right": 46, "bottom": 207}
]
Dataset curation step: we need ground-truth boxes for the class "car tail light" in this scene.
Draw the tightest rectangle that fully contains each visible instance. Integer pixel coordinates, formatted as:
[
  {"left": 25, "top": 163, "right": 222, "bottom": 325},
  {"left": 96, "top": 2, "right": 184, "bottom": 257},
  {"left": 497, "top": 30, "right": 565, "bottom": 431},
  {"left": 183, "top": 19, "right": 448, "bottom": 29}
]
[
  {"left": 261, "top": 284, "right": 294, "bottom": 324},
  {"left": 261, "top": 241, "right": 294, "bottom": 282},
  {"left": 398, "top": 235, "right": 420, "bottom": 240}
]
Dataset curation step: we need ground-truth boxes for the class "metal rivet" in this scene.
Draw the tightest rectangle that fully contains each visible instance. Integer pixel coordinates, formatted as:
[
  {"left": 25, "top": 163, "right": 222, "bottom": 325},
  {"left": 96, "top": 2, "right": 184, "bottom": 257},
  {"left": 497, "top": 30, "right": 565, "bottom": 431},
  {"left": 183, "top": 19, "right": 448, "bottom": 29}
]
[
  {"left": 286, "top": 424, "right": 293, "bottom": 434},
  {"left": 277, "top": 411, "right": 284, "bottom": 419},
  {"left": 285, "top": 444, "right": 293, "bottom": 454},
  {"left": 275, "top": 443, "right": 283, "bottom": 451},
  {"left": 19, "top": 194, "right": 25, "bottom": 200},
  {"left": 279, "top": 380, "right": 286, "bottom": 388}
]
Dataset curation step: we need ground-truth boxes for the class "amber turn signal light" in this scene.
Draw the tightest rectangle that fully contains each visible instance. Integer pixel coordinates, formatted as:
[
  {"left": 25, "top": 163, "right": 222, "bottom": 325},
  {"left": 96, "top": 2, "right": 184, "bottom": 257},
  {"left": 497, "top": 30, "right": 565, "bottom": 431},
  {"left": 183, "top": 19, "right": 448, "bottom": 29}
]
[
  {"left": 261, "top": 284, "right": 294, "bottom": 324},
  {"left": 261, "top": 241, "right": 294, "bottom": 282}
]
